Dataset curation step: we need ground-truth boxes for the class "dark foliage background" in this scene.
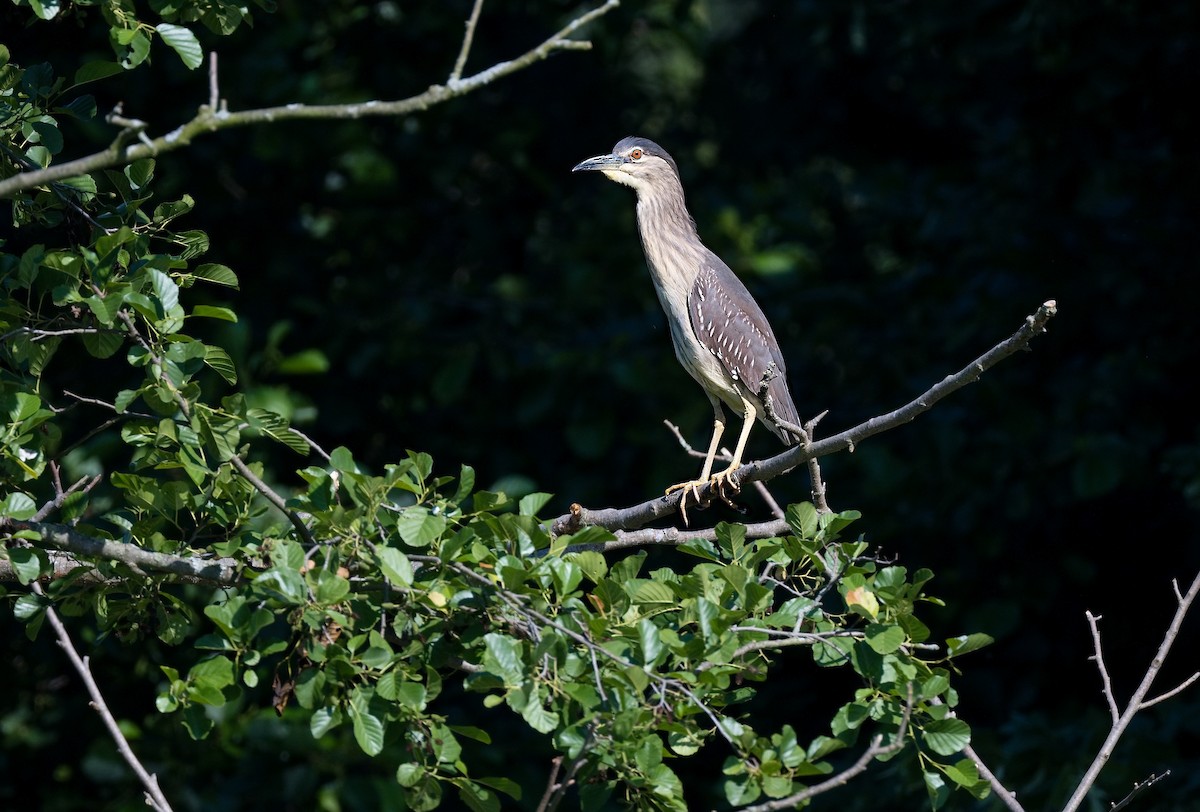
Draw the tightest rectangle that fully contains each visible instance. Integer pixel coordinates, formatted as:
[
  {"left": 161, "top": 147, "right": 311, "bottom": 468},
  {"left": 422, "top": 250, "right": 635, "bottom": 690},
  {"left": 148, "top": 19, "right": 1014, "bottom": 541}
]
[{"left": 3, "top": 1, "right": 1199, "bottom": 809}]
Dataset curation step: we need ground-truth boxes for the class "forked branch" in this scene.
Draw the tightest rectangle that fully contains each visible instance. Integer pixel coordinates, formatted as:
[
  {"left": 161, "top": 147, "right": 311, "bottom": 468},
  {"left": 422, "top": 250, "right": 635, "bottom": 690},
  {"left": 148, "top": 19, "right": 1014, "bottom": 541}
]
[{"left": 1061, "top": 571, "right": 1200, "bottom": 812}]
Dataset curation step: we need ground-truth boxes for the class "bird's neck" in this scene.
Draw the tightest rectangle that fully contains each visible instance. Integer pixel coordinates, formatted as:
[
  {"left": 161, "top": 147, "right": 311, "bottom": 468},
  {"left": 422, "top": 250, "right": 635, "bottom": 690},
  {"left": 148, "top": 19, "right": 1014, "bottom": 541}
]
[{"left": 634, "top": 183, "right": 705, "bottom": 288}]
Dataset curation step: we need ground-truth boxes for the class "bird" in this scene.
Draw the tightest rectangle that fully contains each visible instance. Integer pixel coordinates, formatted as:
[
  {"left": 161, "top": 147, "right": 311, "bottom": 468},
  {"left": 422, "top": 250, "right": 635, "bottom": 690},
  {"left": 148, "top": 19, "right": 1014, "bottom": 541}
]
[{"left": 572, "top": 136, "right": 801, "bottom": 515}]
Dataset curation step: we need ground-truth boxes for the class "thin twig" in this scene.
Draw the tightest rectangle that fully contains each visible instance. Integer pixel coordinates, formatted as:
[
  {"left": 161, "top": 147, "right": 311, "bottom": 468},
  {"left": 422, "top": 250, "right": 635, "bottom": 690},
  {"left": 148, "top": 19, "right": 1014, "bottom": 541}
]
[
  {"left": 798, "top": 411, "right": 831, "bottom": 513},
  {"left": 1086, "top": 611, "right": 1121, "bottom": 723},
  {"left": 1109, "top": 771, "right": 1170, "bottom": 812},
  {"left": 229, "top": 455, "right": 315, "bottom": 546},
  {"left": 963, "top": 742, "right": 1024, "bottom": 812},
  {"left": 1139, "top": 671, "right": 1200, "bottom": 709},
  {"left": 450, "top": 0, "right": 487, "bottom": 84},
  {"left": 31, "top": 581, "right": 175, "bottom": 811}
]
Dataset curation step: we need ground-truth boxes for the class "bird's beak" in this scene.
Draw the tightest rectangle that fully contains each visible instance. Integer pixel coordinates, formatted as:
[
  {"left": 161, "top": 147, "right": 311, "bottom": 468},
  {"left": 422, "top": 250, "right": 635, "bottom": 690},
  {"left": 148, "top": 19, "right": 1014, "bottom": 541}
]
[{"left": 572, "top": 153, "right": 627, "bottom": 173}]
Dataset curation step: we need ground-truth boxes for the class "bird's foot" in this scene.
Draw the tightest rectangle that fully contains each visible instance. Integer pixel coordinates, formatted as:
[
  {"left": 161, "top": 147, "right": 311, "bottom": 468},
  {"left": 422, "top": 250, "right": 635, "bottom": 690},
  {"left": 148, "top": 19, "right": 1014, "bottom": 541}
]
[
  {"left": 710, "top": 466, "right": 743, "bottom": 505},
  {"left": 665, "top": 466, "right": 744, "bottom": 525},
  {"left": 665, "top": 479, "right": 711, "bottom": 526}
]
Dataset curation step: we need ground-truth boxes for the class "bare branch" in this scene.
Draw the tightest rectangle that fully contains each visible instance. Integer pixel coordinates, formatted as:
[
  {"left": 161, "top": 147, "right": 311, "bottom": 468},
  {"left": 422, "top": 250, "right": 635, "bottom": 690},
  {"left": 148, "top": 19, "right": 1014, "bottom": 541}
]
[
  {"left": 963, "top": 742, "right": 1025, "bottom": 812},
  {"left": 553, "top": 301, "right": 1058, "bottom": 536},
  {"left": 798, "top": 411, "right": 831, "bottom": 513},
  {"left": 0, "top": 0, "right": 621, "bottom": 199},
  {"left": 208, "top": 52, "right": 220, "bottom": 111},
  {"left": 31, "top": 581, "right": 175, "bottom": 812},
  {"left": 1139, "top": 671, "right": 1200, "bottom": 710},
  {"left": 1062, "top": 571, "right": 1200, "bottom": 812},
  {"left": 1109, "top": 771, "right": 1170, "bottom": 812},
  {"left": 1086, "top": 611, "right": 1121, "bottom": 723},
  {"left": 450, "top": 0, "right": 487, "bottom": 84}
]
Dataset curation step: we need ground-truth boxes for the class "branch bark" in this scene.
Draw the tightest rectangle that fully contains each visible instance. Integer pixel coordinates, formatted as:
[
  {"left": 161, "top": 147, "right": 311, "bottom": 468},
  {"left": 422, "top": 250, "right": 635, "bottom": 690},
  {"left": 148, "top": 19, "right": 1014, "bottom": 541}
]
[
  {"left": 32, "top": 581, "right": 175, "bottom": 812},
  {"left": 551, "top": 300, "right": 1057, "bottom": 536},
  {"left": 2, "top": 519, "right": 240, "bottom": 584},
  {"left": 0, "top": 0, "right": 620, "bottom": 199},
  {"left": 1061, "top": 571, "right": 1200, "bottom": 812}
]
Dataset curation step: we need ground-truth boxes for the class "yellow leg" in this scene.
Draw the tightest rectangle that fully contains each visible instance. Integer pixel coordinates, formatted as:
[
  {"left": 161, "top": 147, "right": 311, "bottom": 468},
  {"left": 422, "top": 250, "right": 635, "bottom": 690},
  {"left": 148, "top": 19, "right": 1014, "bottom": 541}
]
[
  {"left": 666, "top": 400, "right": 727, "bottom": 523},
  {"left": 711, "top": 396, "right": 757, "bottom": 494}
]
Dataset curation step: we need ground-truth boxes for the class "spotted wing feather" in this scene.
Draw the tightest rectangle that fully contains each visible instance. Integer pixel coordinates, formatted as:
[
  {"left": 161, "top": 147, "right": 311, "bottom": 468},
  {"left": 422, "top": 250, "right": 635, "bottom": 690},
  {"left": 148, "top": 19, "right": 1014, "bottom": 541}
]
[{"left": 688, "top": 258, "right": 800, "bottom": 443}]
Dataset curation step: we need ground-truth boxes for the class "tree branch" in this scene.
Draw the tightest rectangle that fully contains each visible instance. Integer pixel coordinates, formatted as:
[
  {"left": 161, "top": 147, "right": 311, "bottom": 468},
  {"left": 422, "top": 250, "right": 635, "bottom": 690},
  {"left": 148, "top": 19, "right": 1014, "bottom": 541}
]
[
  {"left": 449, "top": 0, "right": 487, "bottom": 84},
  {"left": 963, "top": 742, "right": 1025, "bottom": 812},
  {"left": 31, "top": 581, "right": 175, "bottom": 812},
  {"left": 1061, "top": 571, "right": 1200, "bottom": 812},
  {"left": 1109, "top": 771, "right": 1170, "bottom": 812},
  {"left": 551, "top": 300, "right": 1058, "bottom": 536},
  {"left": 0, "top": 0, "right": 620, "bottom": 199},
  {"left": 2, "top": 520, "right": 240, "bottom": 584},
  {"left": 1085, "top": 611, "right": 1121, "bottom": 723}
]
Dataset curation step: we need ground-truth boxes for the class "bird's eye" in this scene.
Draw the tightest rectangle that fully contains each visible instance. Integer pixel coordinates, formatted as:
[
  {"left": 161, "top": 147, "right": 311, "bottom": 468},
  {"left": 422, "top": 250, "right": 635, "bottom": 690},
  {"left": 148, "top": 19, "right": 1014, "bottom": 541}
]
[{"left": 630, "top": 148, "right": 644, "bottom": 160}]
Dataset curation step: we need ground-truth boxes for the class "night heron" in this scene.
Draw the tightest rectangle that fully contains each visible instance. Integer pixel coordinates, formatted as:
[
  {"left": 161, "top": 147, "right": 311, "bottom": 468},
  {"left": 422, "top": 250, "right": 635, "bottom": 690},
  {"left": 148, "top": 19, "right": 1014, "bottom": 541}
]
[{"left": 573, "top": 136, "right": 801, "bottom": 511}]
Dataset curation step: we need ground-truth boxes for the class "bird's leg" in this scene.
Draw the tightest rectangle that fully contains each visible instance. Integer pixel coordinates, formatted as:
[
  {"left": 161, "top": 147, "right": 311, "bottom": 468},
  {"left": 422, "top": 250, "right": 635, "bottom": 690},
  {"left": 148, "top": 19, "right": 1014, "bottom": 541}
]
[
  {"left": 709, "top": 397, "right": 757, "bottom": 503},
  {"left": 666, "top": 401, "right": 726, "bottom": 523}
]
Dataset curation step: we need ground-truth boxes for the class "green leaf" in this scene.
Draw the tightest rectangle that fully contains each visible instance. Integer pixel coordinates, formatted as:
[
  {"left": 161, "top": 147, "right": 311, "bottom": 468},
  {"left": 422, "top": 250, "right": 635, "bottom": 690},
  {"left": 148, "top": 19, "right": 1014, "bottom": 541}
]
[
  {"left": 397, "top": 762, "right": 424, "bottom": 788},
  {"left": 397, "top": 507, "right": 446, "bottom": 547},
  {"left": 638, "top": 617, "right": 663, "bottom": 665},
  {"left": 13, "top": 593, "right": 47, "bottom": 621},
  {"left": 147, "top": 268, "right": 180, "bottom": 314},
  {"left": 82, "top": 330, "right": 124, "bottom": 359},
  {"left": 57, "top": 174, "right": 97, "bottom": 195},
  {"left": 125, "top": 158, "right": 156, "bottom": 189},
  {"left": 785, "top": 501, "right": 819, "bottom": 538},
  {"left": 946, "top": 632, "right": 994, "bottom": 658},
  {"left": 204, "top": 345, "right": 238, "bottom": 384},
  {"left": 942, "top": 757, "right": 980, "bottom": 788},
  {"left": 457, "top": 782, "right": 500, "bottom": 812},
  {"left": 314, "top": 569, "right": 351, "bottom": 605},
  {"left": 28, "top": 0, "right": 63, "bottom": 20},
  {"left": 6, "top": 547, "right": 48, "bottom": 585},
  {"left": 114, "top": 29, "right": 152, "bottom": 70},
  {"left": 481, "top": 633, "right": 524, "bottom": 686},
  {"left": 191, "top": 305, "right": 238, "bottom": 322},
  {"left": 277, "top": 348, "right": 329, "bottom": 375},
  {"left": 155, "top": 24, "right": 204, "bottom": 69},
  {"left": 191, "top": 263, "right": 239, "bottom": 288},
  {"left": 474, "top": 776, "right": 521, "bottom": 801},
  {"left": 377, "top": 547, "right": 414, "bottom": 587},
  {"left": 924, "top": 768, "right": 951, "bottom": 810},
  {"left": 922, "top": 718, "right": 971, "bottom": 756},
  {"left": 73, "top": 61, "right": 123, "bottom": 86},
  {"left": 31, "top": 120, "right": 63, "bottom": 154},
  {"left": 0, "top": 492, "right": 37, "bottom": 520},
  {"left": 518, "top": 491, "right": 552, "bottom": 517},
  {"left": 864, "top": 623, "right": 905, "bottom": 654},
  {"left": 566, "top": 550, "right": 608, "bottom": 583},
  {"left": 310, "top": 706, "right": 339, "bottom": 738},
  {"left": 350, "top": 703, "right": 386, "bottom": 756}
]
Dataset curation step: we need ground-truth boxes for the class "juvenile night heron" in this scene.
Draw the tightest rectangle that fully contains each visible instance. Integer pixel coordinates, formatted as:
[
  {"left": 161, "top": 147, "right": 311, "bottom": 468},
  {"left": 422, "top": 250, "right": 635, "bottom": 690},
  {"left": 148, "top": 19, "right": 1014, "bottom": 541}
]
[{"left": 573, "top": 136, "right": 801, "bottom": 510}]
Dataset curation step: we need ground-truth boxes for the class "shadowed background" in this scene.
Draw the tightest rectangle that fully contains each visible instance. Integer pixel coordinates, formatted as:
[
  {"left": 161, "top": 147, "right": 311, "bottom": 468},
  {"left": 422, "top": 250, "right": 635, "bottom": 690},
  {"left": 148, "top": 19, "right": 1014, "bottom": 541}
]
[{"left": 3, "top": 1, "right": 1198, "bottom": 809}]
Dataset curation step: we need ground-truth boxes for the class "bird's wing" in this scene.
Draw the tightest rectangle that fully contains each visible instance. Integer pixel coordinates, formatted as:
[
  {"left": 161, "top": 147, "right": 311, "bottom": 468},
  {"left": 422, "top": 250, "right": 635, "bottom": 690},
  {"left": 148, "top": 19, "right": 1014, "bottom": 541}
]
[{"left": 688, "top": 257, "right": 801, "bottom": 437}]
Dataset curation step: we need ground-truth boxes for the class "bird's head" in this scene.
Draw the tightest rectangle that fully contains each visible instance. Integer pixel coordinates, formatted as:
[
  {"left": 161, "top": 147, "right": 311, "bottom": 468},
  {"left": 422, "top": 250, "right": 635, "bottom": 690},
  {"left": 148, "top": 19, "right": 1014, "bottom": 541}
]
[{"left": 572, "top": 136, "right": 681, "bottom": 195}]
